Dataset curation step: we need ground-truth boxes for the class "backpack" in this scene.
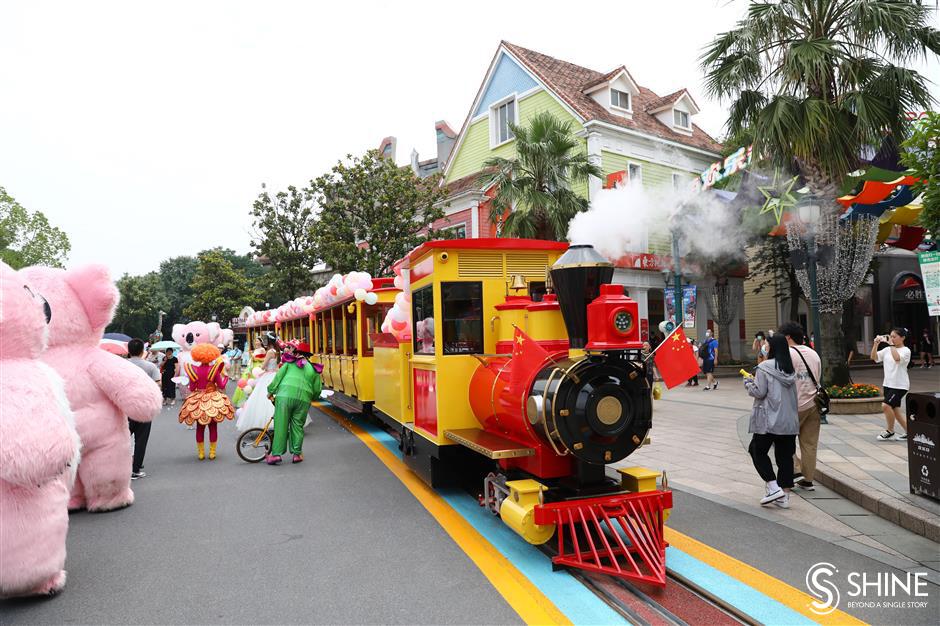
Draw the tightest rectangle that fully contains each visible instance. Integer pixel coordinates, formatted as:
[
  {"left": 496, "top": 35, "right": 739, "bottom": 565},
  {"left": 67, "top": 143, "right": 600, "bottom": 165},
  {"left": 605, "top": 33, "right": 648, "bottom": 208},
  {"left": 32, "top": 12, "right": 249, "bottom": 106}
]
[{"left": 701, "top": 338, "right": 715, "bottom": 360}]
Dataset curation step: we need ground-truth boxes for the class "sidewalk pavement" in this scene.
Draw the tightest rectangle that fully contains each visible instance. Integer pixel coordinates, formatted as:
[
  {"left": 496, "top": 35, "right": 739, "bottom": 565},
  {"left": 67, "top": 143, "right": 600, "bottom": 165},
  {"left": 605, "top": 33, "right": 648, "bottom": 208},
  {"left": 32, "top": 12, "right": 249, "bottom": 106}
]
[
  {"left": 613, "top": 367, "right": 940, "bottom": 584},
  {"left": 820, "top": 368, "right": 940, "bottom": 542}
]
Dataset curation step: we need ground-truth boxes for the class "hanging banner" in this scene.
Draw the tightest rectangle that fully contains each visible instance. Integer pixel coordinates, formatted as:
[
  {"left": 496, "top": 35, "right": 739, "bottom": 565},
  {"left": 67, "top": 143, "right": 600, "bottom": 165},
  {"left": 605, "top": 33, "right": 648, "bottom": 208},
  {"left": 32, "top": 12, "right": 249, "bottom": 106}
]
[
  {"left": 665, "top": 286, "right": 697, "bottom": 328},
  {"left": 918, "top": 251, "right": 940, "bottom": 317}
]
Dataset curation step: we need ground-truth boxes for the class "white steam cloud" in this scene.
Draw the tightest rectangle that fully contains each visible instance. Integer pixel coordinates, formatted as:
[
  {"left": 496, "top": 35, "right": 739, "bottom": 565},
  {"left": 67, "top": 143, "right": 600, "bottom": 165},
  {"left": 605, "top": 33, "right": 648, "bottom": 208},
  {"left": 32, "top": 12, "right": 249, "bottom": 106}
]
[{"left": 567, "top": 182, "right": 752, "bottom": 267}]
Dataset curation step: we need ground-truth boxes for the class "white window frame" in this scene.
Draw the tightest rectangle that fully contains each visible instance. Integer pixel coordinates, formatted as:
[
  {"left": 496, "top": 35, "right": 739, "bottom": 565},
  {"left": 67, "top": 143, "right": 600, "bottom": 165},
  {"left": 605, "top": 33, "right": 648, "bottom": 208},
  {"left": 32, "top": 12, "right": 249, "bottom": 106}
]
[
  {"left": 610, "top": 89, "right": 631, "bottom": 112},
  {"left": 673, "top": 109, "right": 690, "bottom": 130},
  {"left": 628, "top": 162, "right": 643, "bottom": 186},
  {"left": 489, "top": 94, "right": 518, "bottom": 149},
  {"left": 446, "top": 222, "right": 468, "bottom": 239}
]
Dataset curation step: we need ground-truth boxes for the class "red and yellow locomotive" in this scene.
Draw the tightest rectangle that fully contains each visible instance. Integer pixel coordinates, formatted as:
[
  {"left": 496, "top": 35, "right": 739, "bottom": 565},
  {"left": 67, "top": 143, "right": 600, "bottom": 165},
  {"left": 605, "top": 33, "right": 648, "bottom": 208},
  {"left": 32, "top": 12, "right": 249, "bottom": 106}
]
[{"left": 246, "top": 238, "right": 671, "bottom": 586}]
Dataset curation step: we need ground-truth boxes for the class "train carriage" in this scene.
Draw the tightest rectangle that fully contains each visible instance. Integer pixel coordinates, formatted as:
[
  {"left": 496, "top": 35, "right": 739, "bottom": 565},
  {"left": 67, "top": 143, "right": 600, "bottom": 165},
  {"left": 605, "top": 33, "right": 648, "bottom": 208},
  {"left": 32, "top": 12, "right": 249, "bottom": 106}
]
[{"left": 308, "top": 278, "right": 398, "bottom": 411}]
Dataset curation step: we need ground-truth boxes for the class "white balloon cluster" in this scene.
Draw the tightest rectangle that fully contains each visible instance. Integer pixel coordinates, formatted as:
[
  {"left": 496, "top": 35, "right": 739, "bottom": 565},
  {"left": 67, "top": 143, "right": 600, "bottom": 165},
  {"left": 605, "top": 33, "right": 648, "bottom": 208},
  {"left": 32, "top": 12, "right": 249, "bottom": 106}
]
[
  {"left": 380, "top": 266, "right": 412, "bottom": 343},
  {"left": 245, "top": 270, "right": 379, "bottom": 328}
]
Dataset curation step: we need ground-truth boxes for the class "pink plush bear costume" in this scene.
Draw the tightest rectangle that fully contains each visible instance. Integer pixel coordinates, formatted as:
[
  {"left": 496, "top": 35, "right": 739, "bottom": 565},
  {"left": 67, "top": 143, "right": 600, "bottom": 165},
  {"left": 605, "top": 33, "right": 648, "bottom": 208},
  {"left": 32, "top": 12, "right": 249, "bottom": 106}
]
[
  {"left": 0, "top": 262, "right": 81, "bottom": 597},
  {"left": 22, "top": 265, "right": 162, "bottom": 512}
]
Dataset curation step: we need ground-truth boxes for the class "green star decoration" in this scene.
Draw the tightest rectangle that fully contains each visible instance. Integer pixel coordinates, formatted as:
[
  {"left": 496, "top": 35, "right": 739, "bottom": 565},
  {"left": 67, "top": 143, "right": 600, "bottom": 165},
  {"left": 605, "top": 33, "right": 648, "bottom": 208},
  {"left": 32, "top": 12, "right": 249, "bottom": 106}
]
[{"left": 757, "top": 170, "right": 799, "bottom": 224}]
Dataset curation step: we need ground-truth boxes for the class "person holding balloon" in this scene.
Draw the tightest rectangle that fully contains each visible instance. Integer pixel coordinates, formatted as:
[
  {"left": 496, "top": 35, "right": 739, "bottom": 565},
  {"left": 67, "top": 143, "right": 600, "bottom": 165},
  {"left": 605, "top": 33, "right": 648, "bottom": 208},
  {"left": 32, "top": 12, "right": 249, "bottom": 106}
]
[
  {"left": 232, "top": 336, "right": 266, "bottom": 408},
  {"left": 234, "top": 336, "right": 280, "bottom": 432}
]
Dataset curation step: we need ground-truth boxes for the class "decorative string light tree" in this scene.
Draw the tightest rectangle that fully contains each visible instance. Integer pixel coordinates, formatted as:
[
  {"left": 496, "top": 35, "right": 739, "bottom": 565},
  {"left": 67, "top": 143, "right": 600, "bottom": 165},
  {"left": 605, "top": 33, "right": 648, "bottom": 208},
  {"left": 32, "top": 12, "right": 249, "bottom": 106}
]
[
  {"left": 705, "top": 277, "right": 741, "bottom": 363},
  {"left": 786, "top": 213, "right": 879, "bottom": 385}
]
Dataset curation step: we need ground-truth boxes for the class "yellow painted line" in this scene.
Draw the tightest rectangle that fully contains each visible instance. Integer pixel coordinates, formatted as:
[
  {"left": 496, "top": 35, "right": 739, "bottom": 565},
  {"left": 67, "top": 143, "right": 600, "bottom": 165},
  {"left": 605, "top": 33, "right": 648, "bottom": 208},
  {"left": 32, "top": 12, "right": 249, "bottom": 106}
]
[
  {"left": 316, "top": 403, "right": 571, "bottom": 626},
  {"left": 664, "top": 527, "right": 866, "bottom": 625}
]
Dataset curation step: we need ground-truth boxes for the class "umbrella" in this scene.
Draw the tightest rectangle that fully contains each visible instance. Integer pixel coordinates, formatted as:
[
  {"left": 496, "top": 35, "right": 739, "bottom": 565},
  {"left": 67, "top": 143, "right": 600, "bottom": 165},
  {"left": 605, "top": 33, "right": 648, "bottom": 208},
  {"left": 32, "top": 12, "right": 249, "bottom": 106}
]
[
  {"left": 149, "top": 340, "right": 181, "bottom": 352},
  {"left": 103, "top": 332, "right": 133, "bottom": 342},
  {"left": 100, "top": 340, "right": 127, "bottom": 356}
]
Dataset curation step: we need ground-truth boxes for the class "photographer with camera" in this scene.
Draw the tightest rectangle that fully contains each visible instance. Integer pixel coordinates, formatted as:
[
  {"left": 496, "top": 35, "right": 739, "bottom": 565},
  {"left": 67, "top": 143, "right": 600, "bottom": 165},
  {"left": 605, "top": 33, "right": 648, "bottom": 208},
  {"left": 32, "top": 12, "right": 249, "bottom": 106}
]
[{"left": 871, "top": 328, "right": 911, "bottom": 441}]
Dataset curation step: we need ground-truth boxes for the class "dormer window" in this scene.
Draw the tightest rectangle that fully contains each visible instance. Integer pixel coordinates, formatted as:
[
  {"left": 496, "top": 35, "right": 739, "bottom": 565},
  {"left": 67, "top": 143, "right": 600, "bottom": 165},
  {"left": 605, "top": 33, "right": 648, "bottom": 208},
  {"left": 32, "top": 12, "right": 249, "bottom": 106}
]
[
  {"left": 611, "top": 89, "right": 631, "bottom": 111},
  {"left": 490, "top": 95, "right": 517, "bottom": 147},
  {"left": 674, "top": 109, "right": 690, "bottom": 129}
]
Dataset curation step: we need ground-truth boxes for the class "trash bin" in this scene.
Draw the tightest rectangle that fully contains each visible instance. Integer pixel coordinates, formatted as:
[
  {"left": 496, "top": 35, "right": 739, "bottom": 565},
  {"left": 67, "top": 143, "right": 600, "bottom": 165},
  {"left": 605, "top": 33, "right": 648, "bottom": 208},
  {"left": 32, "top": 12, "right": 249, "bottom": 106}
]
[{"left": 907, "top": 392, "right": 940, "bottom": 501}]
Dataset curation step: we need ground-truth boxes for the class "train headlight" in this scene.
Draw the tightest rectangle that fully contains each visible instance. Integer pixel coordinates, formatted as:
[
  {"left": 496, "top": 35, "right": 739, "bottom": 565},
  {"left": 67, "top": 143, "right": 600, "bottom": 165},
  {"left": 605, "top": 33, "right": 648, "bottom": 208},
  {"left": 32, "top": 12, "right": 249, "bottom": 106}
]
[{"left": 612, "top": 309, "right": 633, "bottom": 335}]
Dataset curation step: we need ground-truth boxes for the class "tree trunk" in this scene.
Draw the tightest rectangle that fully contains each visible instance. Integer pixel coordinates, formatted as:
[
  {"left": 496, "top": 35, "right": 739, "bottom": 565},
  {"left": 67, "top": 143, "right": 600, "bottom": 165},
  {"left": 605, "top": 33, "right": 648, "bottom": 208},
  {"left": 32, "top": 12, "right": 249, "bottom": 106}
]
[
  {"left": 718, "top": 324, "right": 733, "bottom": 362},
  {"left": 820, "top": 311, "right": 850, "bottom": 386},
  {"left": 787, "top": 269, "right": 800, "bottom": 322}
]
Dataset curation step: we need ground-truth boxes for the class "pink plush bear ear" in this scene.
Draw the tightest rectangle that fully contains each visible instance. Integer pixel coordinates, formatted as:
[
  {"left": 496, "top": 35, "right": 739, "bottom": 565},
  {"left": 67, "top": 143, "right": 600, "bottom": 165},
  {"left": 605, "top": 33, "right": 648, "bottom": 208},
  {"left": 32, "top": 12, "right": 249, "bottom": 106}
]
[{"left": 65, "top": 264, "right": 118, "bottom": 335}]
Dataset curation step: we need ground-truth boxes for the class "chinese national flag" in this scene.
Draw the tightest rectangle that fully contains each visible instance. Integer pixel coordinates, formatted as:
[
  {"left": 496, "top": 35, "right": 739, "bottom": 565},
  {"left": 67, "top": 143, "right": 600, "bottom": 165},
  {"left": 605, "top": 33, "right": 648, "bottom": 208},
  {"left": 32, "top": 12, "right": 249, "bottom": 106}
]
[
  {"left": 653, "top": 328, "right": 700, "bottom": 389},
  {"left": 510, "top": 326, "right": 550, "bottom": 392}
]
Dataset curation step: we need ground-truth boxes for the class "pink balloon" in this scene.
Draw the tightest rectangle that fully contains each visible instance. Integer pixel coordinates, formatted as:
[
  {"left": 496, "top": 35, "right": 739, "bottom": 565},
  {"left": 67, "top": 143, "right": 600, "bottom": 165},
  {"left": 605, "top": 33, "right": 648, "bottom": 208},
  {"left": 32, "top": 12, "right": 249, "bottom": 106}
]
[{"left": 237, "top": 379, "right": 247, "bottom": 388}]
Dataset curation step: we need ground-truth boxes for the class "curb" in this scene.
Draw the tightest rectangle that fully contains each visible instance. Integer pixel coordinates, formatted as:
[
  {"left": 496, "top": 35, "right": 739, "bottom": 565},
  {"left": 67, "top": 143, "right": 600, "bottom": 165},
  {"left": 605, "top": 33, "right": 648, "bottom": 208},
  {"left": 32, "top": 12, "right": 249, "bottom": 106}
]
[{"left": 811, "top": 461, "right": 940, "bottom": 543}]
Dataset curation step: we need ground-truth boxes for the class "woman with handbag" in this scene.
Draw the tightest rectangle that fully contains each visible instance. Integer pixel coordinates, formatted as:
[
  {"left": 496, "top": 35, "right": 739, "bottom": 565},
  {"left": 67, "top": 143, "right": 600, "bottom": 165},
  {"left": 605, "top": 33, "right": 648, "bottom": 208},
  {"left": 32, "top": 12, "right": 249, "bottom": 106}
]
[
  {"left": 744, "top": 333, "right": 799, "bottom": 508},
  {"left": 779, "top": 322, "right": 823, "bottom": 491}
]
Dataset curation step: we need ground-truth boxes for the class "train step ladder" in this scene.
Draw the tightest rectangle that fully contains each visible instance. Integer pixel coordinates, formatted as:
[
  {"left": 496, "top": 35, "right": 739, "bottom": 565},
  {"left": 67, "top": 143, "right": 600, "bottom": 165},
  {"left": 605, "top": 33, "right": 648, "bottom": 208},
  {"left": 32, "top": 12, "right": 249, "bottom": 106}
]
[{"left": 534, "top": 489, "right": 672, "bottom": 587}]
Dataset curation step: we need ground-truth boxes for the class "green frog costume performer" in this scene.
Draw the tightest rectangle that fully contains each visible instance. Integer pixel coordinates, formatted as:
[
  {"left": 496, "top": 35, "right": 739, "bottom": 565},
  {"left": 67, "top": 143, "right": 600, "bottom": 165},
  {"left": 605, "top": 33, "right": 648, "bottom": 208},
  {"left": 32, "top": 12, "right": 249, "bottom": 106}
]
[{"left": 265, "top": 340, "right": 322, "bottom": 465}]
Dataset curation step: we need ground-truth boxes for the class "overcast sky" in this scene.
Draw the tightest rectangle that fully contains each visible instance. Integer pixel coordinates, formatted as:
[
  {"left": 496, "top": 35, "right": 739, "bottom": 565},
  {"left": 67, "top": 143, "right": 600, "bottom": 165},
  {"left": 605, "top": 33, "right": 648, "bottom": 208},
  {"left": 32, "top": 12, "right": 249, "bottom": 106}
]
[{"left": 2, "top": 0, "right": 937, "bottom": 278}]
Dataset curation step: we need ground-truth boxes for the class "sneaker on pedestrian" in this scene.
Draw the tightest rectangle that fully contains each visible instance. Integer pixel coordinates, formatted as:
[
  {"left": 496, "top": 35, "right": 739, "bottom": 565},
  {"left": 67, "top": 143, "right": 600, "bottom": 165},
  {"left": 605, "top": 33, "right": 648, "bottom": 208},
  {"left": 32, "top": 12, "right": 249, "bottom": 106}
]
[
  {"left": 131, "top": 471, "right": 146, "bottom": 480},
  {"left": 703, "top": 386, "right": 711, "bottom": 391},
  {"left": 898, "top": 433, "right": 908, "bottom": 441},
  {"left": 796, "top": 479, "right": 815, "bottom": 491},
  {"left": 714, "top": 380, "right": 719, "bottom": 389},
  {"left": 876, "top": 430, "right": 896, "bottom": 441},
  {"left": 760, "top": 488, "right": 785, "bottom": 505},
  {"left": 773, "top": 494, "right": 791, "bottom": 509},
  {"left": 265, "top": 455, "right": 282, "bottom": 465},
  {"left": 292, "top": 454, "right": 303, "bottom": 464}
]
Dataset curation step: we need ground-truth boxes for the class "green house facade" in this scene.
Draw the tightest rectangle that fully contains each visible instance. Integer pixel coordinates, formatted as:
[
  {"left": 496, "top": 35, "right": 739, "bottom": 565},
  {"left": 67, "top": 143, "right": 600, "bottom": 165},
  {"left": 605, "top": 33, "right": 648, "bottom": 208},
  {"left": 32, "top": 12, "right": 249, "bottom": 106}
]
[{"left": 437, "top": 42, "right": 743, "bottom": 347}]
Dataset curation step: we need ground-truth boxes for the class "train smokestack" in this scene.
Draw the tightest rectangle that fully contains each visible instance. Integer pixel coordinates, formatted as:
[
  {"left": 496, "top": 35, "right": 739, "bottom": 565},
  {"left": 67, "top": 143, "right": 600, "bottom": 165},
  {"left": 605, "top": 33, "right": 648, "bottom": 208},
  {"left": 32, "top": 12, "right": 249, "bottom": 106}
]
[{"left": 550, "top": 244, "right": 613, "bottom": 349}]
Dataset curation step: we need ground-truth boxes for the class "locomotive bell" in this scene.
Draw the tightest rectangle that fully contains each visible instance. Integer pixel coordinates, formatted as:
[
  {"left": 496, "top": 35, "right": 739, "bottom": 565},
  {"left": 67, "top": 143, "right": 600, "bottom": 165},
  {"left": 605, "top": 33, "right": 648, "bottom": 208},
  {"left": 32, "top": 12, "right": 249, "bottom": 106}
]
[{"left": 550, "top": 245, "right": 614, "bottom": 349}]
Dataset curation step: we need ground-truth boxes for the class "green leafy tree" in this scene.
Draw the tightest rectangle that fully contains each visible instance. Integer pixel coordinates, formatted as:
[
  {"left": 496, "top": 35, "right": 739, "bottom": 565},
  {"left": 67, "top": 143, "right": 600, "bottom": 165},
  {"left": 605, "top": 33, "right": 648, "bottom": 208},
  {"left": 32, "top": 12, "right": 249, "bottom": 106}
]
[
  {"left": 184, "top": 250, "right": 260, "bottom": 325},
  {"left": 250, "top": 184, "right": 319, "bottom": 301},
  {"left": 109, "top": 272, "right": 169, "bottom": 339},
  {"left": 309, "top": 150, "right": 450, "bottom": 277},
  {"left": 479, "top": 112, "right": 601, "bottom": 240},
  {"left": 0, "top": 186, "right": 71, "bottom": 269},
  {"left": 701, "top": 0, "right": 940, "bottom": 384},
  {"left": 901, "top": 111, "right": 940, "bottom": 237},
  {"left": 158, "top": 255, "right": 198, "bottom": 330}
]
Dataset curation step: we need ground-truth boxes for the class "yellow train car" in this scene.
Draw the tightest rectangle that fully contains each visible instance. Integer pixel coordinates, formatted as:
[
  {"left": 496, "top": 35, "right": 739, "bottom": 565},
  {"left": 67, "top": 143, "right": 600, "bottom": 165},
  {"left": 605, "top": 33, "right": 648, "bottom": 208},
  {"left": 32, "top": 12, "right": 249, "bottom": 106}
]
[
  {"left": 389, "top": 239, "right": 569, "bottom": 485},
  {"left": 309, "top": 278, "right": 398, "bottom": 412}
]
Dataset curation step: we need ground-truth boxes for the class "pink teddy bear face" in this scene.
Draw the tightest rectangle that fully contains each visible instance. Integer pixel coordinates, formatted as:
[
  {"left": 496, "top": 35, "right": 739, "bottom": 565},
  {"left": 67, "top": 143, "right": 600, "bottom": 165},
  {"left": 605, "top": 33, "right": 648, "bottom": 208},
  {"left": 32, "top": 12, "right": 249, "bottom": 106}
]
[
  {"left": 21, "top": 265, "right": 118, "bottom": 348},
  {"left": 172, "top": 321, "right": 215, "bottom": 350},
  {"left": 0, "top": 262, "right": 53, "bottom": 359}
]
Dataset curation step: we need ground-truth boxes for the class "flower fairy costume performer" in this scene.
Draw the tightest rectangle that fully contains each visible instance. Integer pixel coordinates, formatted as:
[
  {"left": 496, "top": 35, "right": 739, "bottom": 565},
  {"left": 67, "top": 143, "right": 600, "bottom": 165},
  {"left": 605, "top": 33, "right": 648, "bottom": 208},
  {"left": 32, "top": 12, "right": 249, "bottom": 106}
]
[
  {"left": 265, "top": 340, "right": 322, "bottom": 465},
  {"left": 178, "top": 343, "right": 235, "bottom": 460},
  {"left": 232, "top": 336, "right": 266, "bottom": 408},
  {"left": 234, "top": 335, "right": 279, "bottom": 431}
]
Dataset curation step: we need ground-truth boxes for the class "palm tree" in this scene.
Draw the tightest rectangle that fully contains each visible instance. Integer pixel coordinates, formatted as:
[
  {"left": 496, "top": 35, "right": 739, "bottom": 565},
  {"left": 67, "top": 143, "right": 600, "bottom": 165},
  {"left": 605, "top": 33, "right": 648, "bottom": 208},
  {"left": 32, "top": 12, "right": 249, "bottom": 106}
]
[
  {"left": 479, "top": 111, "right": 602, "bottom": 240},
  {"left": 701, "top": 0, "right": 939, "bottom": 385},
  {"left": 702, "top": 0, "right": 939, "bottom": 201}
]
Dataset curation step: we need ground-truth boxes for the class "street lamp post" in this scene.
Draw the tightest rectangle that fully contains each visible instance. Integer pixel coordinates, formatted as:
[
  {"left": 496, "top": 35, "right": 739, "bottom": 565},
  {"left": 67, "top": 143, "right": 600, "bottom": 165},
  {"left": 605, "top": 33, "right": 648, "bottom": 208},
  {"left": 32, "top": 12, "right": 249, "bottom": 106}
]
[
  {"left": 671, "top": 231, "right": 683, "bottom": 329},
  {"left": 796, "top": 198, "right": 826, "bottom": 424},
  {"left": 797, "top": 200, "right": 822, "bottom": 354}
]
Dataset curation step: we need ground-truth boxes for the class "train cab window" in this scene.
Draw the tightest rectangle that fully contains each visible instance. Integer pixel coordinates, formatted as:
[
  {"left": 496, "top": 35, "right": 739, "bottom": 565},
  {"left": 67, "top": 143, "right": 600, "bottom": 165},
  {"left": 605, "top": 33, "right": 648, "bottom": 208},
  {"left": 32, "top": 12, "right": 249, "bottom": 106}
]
[
  {"left": 345, "top": 307, "right": 358, "bottom": 355},
  {"left": 333, "top": 308, "right": 345, "bottom": 354},
  {"left": 412, "top": 285, "right": 435, "bottom": 355},
  {"left": 362, "top": 303, "right": 392, "bottom": 357},
  {"left": 528, "top": 281, "right": 547, "bottom": 302},
  {"left": 441, "top": 282, "right": 483, "bottom": 355},
  {"left": 324, "top": 311, "right": 333, "bottom": 353}
]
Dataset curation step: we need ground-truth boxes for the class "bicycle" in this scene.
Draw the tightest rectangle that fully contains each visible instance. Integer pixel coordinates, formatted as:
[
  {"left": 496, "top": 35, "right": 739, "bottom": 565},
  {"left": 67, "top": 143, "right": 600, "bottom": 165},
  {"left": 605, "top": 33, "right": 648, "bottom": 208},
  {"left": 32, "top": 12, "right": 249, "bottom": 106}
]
[{"left": 236, "top": 414, "right": 274, "bottom": 463}]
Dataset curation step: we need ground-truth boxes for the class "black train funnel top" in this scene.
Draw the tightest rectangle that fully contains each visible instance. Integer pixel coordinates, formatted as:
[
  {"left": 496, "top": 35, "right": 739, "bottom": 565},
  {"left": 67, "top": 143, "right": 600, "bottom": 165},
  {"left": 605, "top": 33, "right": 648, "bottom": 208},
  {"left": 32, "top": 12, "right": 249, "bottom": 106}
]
[{"left": 550, "top": 244, "right": 614, "bottom": 349}]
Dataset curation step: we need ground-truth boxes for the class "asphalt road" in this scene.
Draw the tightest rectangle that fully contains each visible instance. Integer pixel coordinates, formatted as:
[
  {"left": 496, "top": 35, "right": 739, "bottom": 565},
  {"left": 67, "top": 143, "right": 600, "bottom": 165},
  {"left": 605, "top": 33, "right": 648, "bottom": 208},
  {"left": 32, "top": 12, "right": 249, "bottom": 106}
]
[
  {"left": 4, "top": 395, "right": 938, "bottom": 625},
  {"left": 1, "top": 401, "right": 521, "bottom": 625}
]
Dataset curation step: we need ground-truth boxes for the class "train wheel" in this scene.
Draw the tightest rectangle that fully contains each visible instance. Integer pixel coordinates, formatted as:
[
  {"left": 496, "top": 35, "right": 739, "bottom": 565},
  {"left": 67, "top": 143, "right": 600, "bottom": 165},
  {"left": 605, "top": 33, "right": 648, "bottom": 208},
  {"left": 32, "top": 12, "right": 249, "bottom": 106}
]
[{"left": 237, "top": 428, "right": 271, "bottom": 463}]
